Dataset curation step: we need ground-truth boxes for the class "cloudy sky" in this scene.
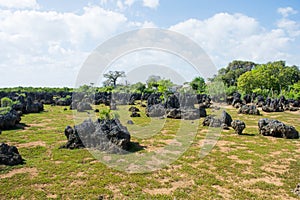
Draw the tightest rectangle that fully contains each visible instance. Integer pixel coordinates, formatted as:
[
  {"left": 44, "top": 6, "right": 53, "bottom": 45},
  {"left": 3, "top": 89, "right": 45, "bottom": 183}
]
[{"left": 0, "top": 0, "right": 299, "bottom": 87}]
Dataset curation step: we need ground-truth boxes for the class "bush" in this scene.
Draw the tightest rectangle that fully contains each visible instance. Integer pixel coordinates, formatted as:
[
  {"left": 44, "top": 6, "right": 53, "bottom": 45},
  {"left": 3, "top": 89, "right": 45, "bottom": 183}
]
[{"left": 1, "top": 97, "right": 13, "bottom": 108}]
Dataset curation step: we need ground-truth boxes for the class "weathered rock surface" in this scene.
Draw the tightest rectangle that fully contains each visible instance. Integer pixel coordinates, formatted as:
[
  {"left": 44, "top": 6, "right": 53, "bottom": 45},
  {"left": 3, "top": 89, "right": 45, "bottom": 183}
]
[
  {"left": 258, "top": 118, "right": 299, "bottom": 139},
  {"left": 231, "top": 120, "right": 246, "bottom": 135},
  {"left": 0, "top": 143, "right": 24, "bottom": 166},
  {"left": 60, "top": 118, "right": 131, "bottom": 153}
]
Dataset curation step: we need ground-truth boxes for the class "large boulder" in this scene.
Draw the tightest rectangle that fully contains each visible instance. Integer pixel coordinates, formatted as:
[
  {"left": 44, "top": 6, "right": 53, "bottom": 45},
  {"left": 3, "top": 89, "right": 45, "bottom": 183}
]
[
  {"left": 166, "top": 108, "right": 181, "bottom": 119},
  {"left": 165, "top": 94, "right": 180, "bottom": 109},
  {"left": 146, "top": 104, "right": 165, "bottom": 117},
  {"left": 77, "top": 102, "right": 92, "bottom": 112},
  {"left": 0, "top": 109, "right": 21, "bottom": 130},
  {"left": 220, "top": 111, "right": 233, "bottom": 127},
  {"left": 231, "top": 120, "right": 246, "bottom": 135},
  {"left": 202, "top": 111, "right": 232, "bottom": 129},
  {"left": 0, "top": 143, "right": 24, "bottom": 166},
  {"left": 61, "top": 118, "right": 131, "bottom": 153},
  {"left": 238, "top": 105, "right": 260, "bottom": 115},
  {"left": 258, "top": 118, "right": 299, "bottom": 139}
]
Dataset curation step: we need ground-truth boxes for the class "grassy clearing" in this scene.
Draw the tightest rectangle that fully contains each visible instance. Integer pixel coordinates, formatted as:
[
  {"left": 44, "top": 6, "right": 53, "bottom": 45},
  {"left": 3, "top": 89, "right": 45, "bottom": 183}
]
[{"left": 0, "top": 103, "right": 299, "bottom": 199}]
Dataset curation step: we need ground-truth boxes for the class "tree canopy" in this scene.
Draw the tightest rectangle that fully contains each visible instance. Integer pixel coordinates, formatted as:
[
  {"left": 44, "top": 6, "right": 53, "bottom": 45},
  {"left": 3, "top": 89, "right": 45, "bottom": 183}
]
[{"left": 103, "top": 71, "right": 125, "bottom": 88}]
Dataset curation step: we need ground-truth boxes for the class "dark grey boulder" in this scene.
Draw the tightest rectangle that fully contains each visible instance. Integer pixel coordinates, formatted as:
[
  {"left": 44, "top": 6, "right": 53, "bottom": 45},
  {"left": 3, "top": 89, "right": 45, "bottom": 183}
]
[
  {"left": 258, "top": 118, "right": 299, "bottom": 139},
  {"left": 146, "top": 104, "right": 165, "bottom": 117},
  {"left": 129, "top": 106, "right": 140, "bottom": 112},
  {"left": 61, "top": 118, "right": 131, "bottom": 153},
  {"left": 0, "top": 143, "right": 24, "bottom": 166},
  {"left": 130, "top": 111, "right": 141, "bottom": 117},
  {"left": 231, "top": 120, "right": 246, "bottom": 135},
  {"left": 238, "top": 105, "right": 260, "bottom": 115},
  {"left": 77, "top": 102, "right": 92, "bottom": 112}
]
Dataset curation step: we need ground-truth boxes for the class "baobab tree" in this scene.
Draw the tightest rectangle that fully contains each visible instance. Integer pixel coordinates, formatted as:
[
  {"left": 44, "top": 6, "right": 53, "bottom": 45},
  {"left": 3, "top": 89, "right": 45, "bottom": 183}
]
[{"left": 103, "top": 71, "right": 125, "bottom": 88}]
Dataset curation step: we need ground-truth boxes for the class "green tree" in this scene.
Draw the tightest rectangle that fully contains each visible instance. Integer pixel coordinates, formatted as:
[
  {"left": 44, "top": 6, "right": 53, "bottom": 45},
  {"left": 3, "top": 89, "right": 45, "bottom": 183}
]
[
  {"left": 103, "top": 71, "right": 125, "bottom": 88},
  {"left": 190, "top": 77, "right": 206, "bottom": 93}
]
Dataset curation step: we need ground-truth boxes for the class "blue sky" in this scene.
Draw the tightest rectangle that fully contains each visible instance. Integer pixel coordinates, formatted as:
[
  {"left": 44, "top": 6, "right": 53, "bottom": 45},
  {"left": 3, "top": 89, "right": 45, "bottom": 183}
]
[{"left": 0, "top": 0, "right": 299, "bottom": 87}]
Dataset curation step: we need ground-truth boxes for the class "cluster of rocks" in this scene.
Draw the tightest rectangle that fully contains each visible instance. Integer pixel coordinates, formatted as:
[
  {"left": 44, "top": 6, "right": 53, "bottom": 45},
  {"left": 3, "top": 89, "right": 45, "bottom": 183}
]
[
  {"left": 238, "top": 105, "right": 260, "bottom": 115},
  {"left": 202, "top": 111, "right": 233, "bottom": 129},
  {"left": 60, "top": 118, "right": 131, "bottom": 153},
  {"left": 203, "top": 111, "right": 246, "bottom": 134},
  {"left": 145, "top": 93, "right": 208, "bottom": 120},
  {"left": 258, "top": 118, "right": 299, "bottom": 139},
  {"left": 129, "top": 106, "right": 140, "bottom": 117},
  {"left": 0, "top": 143, "right": 24, "bottom": 166},
  {"left": 231, "top": 120, "right": 246, "bottom": 135},
  {"left": 70, "top": 102, "right": 92, "bottom": 112},
  {"left": 0, "top": 109, "right": 21, "bottom": 130},
  {"left": 227, "top": 92, "right": 300, "bottom": 113}
]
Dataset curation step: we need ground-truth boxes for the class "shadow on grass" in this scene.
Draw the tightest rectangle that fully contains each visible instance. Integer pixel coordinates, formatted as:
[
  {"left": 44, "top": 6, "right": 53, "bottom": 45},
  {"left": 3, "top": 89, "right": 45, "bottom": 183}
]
[
  {"left": 240, "top": 132, "right": 256, "bottom": 136},
  {"left": 2, "top": 123, "right": 29, "bottom": 131},
  {"left": 127, "top": 142, "right": 146, "bottom": 153}
]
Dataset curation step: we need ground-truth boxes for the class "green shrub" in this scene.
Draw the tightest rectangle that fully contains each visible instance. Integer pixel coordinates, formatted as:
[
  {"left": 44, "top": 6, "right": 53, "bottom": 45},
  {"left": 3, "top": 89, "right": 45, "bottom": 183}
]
[{"left": 1, "top": 97, "right": 13, "bottom": 108}]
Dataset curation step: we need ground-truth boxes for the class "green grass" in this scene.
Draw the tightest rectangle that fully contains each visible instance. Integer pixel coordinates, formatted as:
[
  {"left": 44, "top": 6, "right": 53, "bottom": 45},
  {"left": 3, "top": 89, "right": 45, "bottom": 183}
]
[{"left": 0, "top": 103, "right": 300, "bottom": 199}]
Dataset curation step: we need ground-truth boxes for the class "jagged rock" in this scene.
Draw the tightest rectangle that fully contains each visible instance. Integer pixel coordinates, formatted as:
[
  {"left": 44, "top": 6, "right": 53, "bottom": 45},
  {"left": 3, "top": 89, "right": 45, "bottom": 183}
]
[
  {"left": 60, "top": 126, "right": 85, "bottom": 149},
  {"left": 25, "top": 97, "right": 44, "bottom": 113},
  {"left": 77, "top": 102, "right": 92, "bottom": 112},
  {"left": 203, "top": 111, "right": 232, "bottom": 129},
  {"left": 181, "top": 109, "right": 200, "bottom": 120},
  {"left": 130, "top": 111, "right": 141, "bottom": 117},
  {"left": 231, "top": 120, "right": 246, "bottom": 135},
  {"left": 165, "top": 94, "right": 180, "bottom": 109},
  {"left": 243, "top": 94, "right": 252, "bottom": 104},
  {"left": 256, "top": 95, "right": 265, "bottom": 107},
  {"left": 0, "top": 109, "right": 21, "bottom": 130},
  {"left": 61, "top": 118, "right": 131, "bottom": 153},
  {"left": 146, "top": 104, "right": 165, "bottom": 117},
  {"left": 202, "top": 115, "right": 222, "bottom": 127},
  {"left": 238, "top": 105, "right": 260, "bottom": 115},
  {"left": 0, "top": 143, "right": 24, "bottom": 166},
  {"left": 199, "top": 107, "right": 207, "bottom": 117},
  {"left": 166, "top": 108, "right": 181, "bottom": 119},
  {"left": 258, "top": 118, "right": 299, "bottom": 139},
  {"left": 262, "top": 98, "right": 284, "bottom": 112},
  {"left": 127, "top": 120, "right": 134, "bottom": 125},
  {"left": 128, "top": 106, "right": 140, "bottom": 112},
  {"left": 220, "top": 111, "right": 232, "bottom": 127}
]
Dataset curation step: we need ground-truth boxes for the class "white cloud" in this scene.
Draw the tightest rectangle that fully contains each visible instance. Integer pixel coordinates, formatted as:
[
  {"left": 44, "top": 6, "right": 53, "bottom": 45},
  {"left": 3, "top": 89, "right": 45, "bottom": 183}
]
[
  {"left": 0, "top": 0, "right": 39, "bottom": 9},
  {"left": 278, "top": 7, "right": 298, "bottom": 18},
  {"left": 0, "top": 6, "right": 134, "bottom": 87},
  {"left": 124, "top": 0, "right": 136, "bottom": 7},
  {"left": 170, "top": 12, "right": 298, "bottom": 67},
  {"left": 143, "top": 0, "right": 159, "bottom": 9}
]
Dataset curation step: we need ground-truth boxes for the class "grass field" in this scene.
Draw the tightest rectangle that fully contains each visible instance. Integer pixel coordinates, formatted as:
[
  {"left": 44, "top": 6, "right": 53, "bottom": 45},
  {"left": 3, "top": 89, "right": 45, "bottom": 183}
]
[{"left": 0, "top": 103, "right": 299, "bottom": 199}]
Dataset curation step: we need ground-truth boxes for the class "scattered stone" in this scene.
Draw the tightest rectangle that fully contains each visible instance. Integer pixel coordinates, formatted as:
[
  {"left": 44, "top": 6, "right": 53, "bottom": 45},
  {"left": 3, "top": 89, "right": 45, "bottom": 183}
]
[
  {"left": 130, "top": 111, "right": 141, "bottom": 117},
  {"left": 146, "top": 104, "right": 165, "bottom": 117},
  {"left": 77, "top": 102, "right": 92, "bottom": 112},
  {"left": 0, "top": 143, "right": 24, "bottom": 166},
  {"left": 238, "top": 105, "right": 260, "bottom": 115},
  {"left": 127, "top": 120, "right": 134, "bottom": 125},
  {"left": 258, "top": 118, "right": 299, "bottom": 139},
  {"left": 128, "top": 106, "right": 140, "bottom": 112},
  {"left": 231, "top": 120, "right": 246, "bottom": 135},
  {"left": 0, "top": 109, "right": 21, "bottom": 130},
  {"left": 199, "top": 107, "right": 207, "bottom": 117},
  {"left": 202, "top": 111, "right": 232, "bottom": 129},
  {"left": 61, "top": 118, "right": 131, "bottom": 153}
]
